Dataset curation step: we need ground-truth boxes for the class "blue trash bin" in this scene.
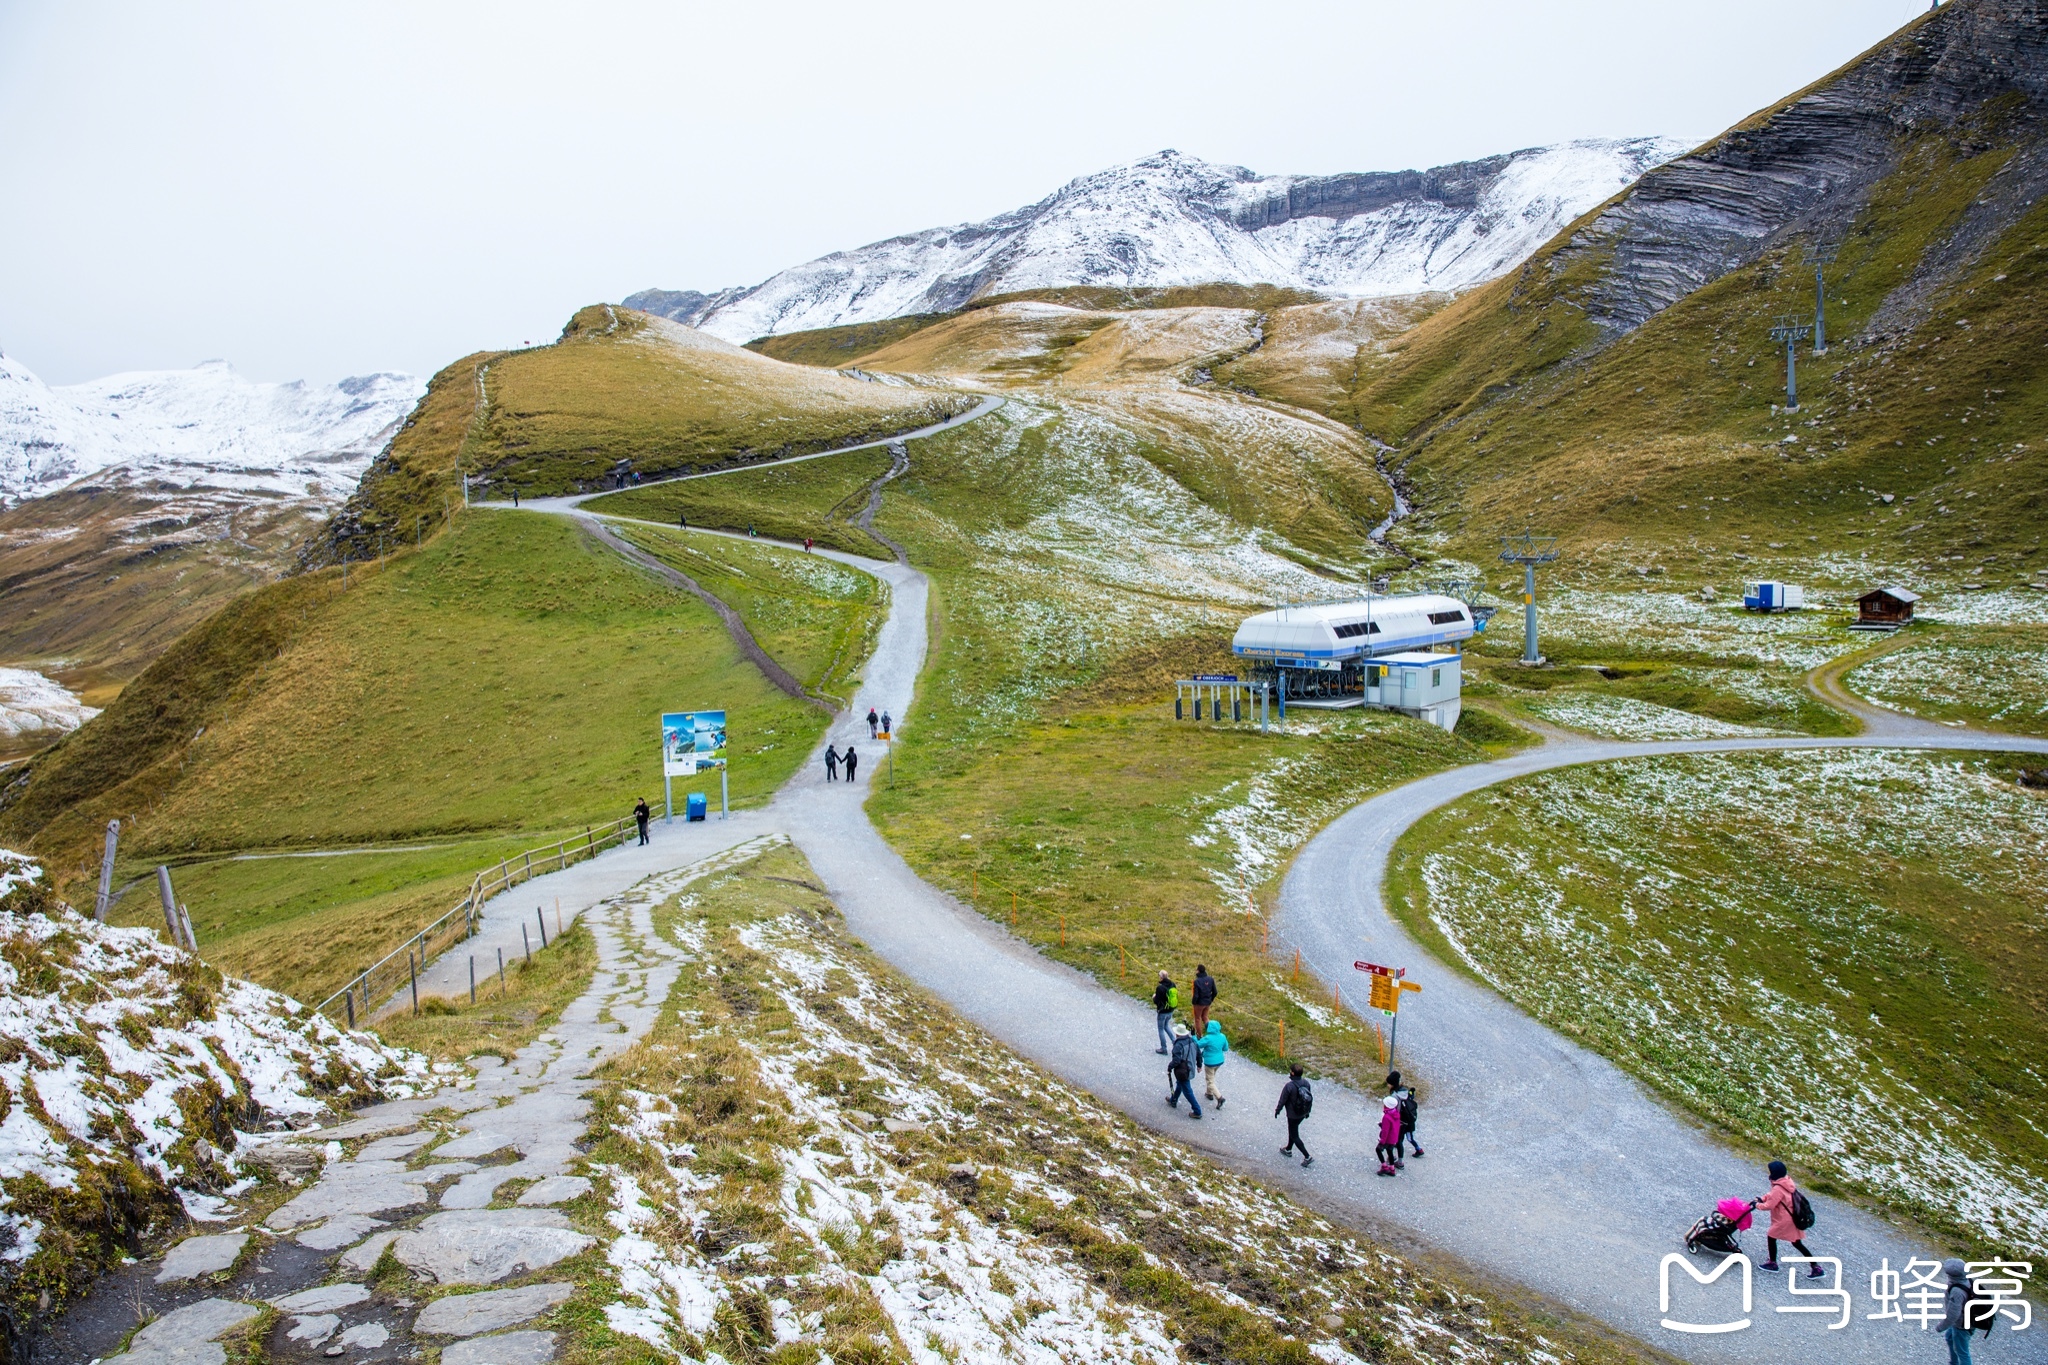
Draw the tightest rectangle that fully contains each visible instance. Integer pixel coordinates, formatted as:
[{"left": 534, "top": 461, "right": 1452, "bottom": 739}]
[{"left": 686, "top": 792, "right": 708, "bottom": 822}]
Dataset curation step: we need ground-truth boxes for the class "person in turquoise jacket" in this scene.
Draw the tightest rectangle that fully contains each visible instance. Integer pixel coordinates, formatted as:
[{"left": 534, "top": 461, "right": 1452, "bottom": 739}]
[{"left": 1198, "top": 1019, "right": 1229, "bottom": 1108}]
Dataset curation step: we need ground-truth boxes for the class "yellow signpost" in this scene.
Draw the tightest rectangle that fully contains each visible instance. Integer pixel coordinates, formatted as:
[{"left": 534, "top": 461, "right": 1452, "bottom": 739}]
[{"left": 1354, "top": 960, "right": 1423, "bottom": 1065}]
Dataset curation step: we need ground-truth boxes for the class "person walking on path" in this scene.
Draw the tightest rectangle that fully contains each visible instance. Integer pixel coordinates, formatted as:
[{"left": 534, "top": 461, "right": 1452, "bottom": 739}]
[
  {"left": 512, "top": 489, "right": 519, "bottom": 508},
  {"left": 842, "top": 747, "right": 859, "bottom": 783},
  {"left": 1197, "top": 1019, "right": 1229, "bottom": 1107},
  {"left": 679, "top": 513, "right": 687, "bottom": 530},
  {"left": 748, "top": 523, "right": 757, "bottom": 537},
  {"left": 1376, "top": 1095, "right": 1404, "bottom": 1176},
  {"left": 1753, "top": 1161, "right": 1822, "bottom": 1275},
  {"left": 1191, "top": 965, "right": 1217, "bottom": 1034},
  {"left": 1166, "top": 1023, "right": 1202, "bottom": 1119},
  {"left": 1385, "top": 1071, "right": 1424, "bottom": 1158},
  {"left": 633, "top": 798, "right": 650, "bottom": 845},
  {"left": 1152, "top": 972, "right": 1178, "bottom": 1054},
  {"left": 1275, "top": 1065, "right": 1314, "bottom": 1167},
  {"left": 824, "top": 745, "right": 840, "bottom": 782},
  {"left": 805, "top": 537, "right": 814, "bottom": 553},
  {"left": 1939, "top": 1259, "right": 1977, "bottom": 1365},
  {"left": 881, "top": 710, "right": 893, "bottom": 736},
  {"left": 867, "top": 707, "right": 879, "bottom": 738}
]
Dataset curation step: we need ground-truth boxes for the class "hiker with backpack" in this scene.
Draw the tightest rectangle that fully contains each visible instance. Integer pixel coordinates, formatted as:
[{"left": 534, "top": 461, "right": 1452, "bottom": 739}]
[
  {"left": 1376, "top": 1095, "right": 1404, "bottom": 1176},
  {"left": 1275, "top": 1065, "right": 1313, "bottom": 1167},
  {"left": 867, "top": 707, "right": 879, "bottom": 738},
  {"left": 823, "top": 744, "right": 840, "bottom": 782},
  {"left": 1939, "top": 1258, "right": 1990, "bottom": 1362},
  {"left": 1197, "top": 1019, "right": 1229, "bottom": 1108},
  {"left": 1385, "top": 1070, "right": 1423, "bottom": 1158},
  {"left": 1191, "top": 964, "right": 1217, "bottom": 1034},
  {"left": 1166, "top": 1023, "right": 1202, "bottom": 1119},
  {"left": 1753, "top": 1160, "right": 1822, "bottom": 1275},
  {"left": 1152, "top": 971, "right": 1178, "bottom": 1055}
]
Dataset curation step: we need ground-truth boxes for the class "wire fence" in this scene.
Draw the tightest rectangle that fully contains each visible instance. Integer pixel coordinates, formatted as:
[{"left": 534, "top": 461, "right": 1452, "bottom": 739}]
[
  {"left": 955, "top": 866, "right": 1401, "bottom": 1067},
  {"left": 315, "top": 816, "right": 636, "bottom": 1027}
]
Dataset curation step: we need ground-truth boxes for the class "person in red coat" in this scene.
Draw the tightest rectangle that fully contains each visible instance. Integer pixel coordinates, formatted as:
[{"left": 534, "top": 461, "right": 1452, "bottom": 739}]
[{"left": 1753, "top": 1160, "right": 1822, "bottom": 1275}]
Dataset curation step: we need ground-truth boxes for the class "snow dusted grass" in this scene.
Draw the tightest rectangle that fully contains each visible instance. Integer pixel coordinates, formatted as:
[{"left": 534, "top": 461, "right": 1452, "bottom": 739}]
[
  {"left": 1387, "top": 749, "right": 2048, "bottom": 1255},
  {"left": 0, "top": 850, "right": 426, "bottom": 1316},
  {"left": 872, "top": 706, "right": 1466, "bottom": 1094},
  {"left": 0, "top": 667, "right": 100, "bottom": 751},
  {"left": 1518, "top": 693, "right": 1788, "bottom": 740},
  {"left": 1848, "top": 627, "right": 2048, "bottom": 737},
  {"left": 573, "top": 844, "right": 1640, "bottom": 1365}
]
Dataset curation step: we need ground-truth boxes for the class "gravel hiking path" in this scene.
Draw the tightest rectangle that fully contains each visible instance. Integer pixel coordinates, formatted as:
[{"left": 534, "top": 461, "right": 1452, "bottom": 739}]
[{"left": 423, "top": 426, "right": 2044, "bottom": 1363}]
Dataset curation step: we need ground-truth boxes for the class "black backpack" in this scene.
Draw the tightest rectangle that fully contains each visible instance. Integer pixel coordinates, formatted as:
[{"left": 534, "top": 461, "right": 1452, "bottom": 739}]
[
  {"left": 1291, "top": 1079, "right": 1313, "bottom": 1118},
  {"left": 1790, "top": 1188, "right": 1816, "bottom": 1231},
  {"left": 1170, "top": 1035, "right": 1197, "bottom": 1080},
  {"left": 1397, "top": 1090, "right": 1418, "bottom": 1129}
]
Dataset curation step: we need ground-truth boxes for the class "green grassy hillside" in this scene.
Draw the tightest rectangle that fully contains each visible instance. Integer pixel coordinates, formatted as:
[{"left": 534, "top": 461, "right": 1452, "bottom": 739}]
[
  {"left": 2, "top": 511, "right": 846, "bottom": 998},
  {"left": 468, "top": 307, "right": 967, "bottom": 497},
  {"left": 1329, "top": 15, "right": 2048, "bottom": 590}
]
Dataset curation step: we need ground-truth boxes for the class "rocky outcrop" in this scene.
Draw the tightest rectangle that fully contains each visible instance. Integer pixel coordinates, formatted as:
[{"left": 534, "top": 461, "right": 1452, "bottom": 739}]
[{"left": 1554, "top": 0, "right": 2048, "bottom": 336}]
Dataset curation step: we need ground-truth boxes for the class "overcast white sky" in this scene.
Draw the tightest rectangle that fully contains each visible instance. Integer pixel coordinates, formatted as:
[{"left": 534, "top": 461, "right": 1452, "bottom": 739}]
[{"left": 1, "top": 1, "right": 1933, "bottom": 385}]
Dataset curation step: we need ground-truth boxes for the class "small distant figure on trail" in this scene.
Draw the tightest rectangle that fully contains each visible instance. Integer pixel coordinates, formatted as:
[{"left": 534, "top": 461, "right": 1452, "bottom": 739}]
[
  {"left": 805, "top": 537, "right": 814, "bottom": 553},
  {"left": 1276, "top": 1064, "right": 1314, "bottom": 1167},
  {"left": 824, "top": 744, "right": 840, "bottom": 782},
  {"left": 1166, "top": 1022, "right": 1202, "bottom": 1119},
  {"left": 749, "top": 523, "right": 758, "bottom": 537},
  {"left": 1152, "top": 971, "right": 1177, "bottom": 1054},
  {"left": 1376, "top": 1095, "right": 1404, "bottom": 1176},
  {"left": 867, "top": 707, "right": 879, "bottom": 738},
  {"left": 512, "top": 490, "right": 520, "bottom": 508},
  {"left": 880, "top": 710, "right": 892, "bottom": 736},
  {"left": 633, "top": 798, "right": 650, "bottom": 845},
  {"left": 1684, "top": 1198, "right": 1754, "bottom": 1256},
  {"left": 1191, "top": 964, "right": 1217, "bottom": 1033},
  {"left": 842, "top": 747, "right": 859, "bottom": 782},
  {"left": 1754, "top": 1160, "right": 1822, "bottom": 1275},
  {"left": 1198, "top": 1019, "right": 1229, "bottom": 1108},
  {"left": 679, "top": 513, "right": 687, "bottom": 530},
  {"left": 1385, "top": 1071, "right": 1423, "bottom": 1158}
]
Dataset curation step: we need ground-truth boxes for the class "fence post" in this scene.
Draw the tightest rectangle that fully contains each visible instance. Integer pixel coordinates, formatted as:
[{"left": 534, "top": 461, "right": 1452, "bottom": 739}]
[
  {"left": 345, "top": 989, "right": 355, "bottom": 1029},
  {"left": 408, "top": 949, "right": 419, "bottom": 1016},
  {"left": 537, "top": 906, "right": 548, "bottom": 949},
  {"left": 1059, "top": 915, "right": 1065, "bottom": 947},
  {"left": 1279, "top": 1018, "right": 1285, "bottom": 1058},
  {"left": 1011, "top": 890, "right": 1017, "bottom": 926},
  {"left": 469, "top": 955, "right": 476, "bottom": 1005},
  {"left": 498, "top": 946, "right": 506, "bottom": 993},
  {"left": 523, "top": 925, "right": 531, "bottom": 962}
]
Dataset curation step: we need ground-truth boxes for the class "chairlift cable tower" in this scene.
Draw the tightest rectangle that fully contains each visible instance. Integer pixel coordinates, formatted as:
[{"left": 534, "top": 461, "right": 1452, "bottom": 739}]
[
  {"left": 1802, "top": 242, "right": 1841, "bottom": 354},
  {"left": 1499, "top": 533, "right": 1560, "bottom": 665},
  {"left": 1769, "top": 315, "right": 1813, "bottom": 410}
]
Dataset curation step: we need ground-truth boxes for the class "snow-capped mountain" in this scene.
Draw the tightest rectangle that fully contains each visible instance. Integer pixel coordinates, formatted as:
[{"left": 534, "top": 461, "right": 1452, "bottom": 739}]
[
  {"left": 633, "top": 141, "right": 1687, "bottom": 343},
  {"left": 0, "top": 352, "right": 422, "bottom": 507}
]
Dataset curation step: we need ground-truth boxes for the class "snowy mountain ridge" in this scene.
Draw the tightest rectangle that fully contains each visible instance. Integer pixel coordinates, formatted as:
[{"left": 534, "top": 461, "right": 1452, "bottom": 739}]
[
  {"left": 0, "top": 351, "right": 422, "bottom": 507},
  {"left": 632, "top": 141, "right": 1688, "bottom": 344}
]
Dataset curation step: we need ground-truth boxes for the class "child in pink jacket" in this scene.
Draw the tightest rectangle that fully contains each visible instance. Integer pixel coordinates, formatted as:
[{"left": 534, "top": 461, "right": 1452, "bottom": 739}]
[{"left": 1376, "top": 1095, "right": 1404, "bottom": 1176}]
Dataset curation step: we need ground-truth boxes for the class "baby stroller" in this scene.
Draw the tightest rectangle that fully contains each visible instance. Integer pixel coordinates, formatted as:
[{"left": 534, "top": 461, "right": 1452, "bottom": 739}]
[{"left": 1684, "top": 1198, "right": 1754, "bottom": 1256}]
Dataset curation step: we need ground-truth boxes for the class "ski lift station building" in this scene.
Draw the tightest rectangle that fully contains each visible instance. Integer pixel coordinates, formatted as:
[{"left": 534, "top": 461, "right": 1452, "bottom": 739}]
[{"left": 1231, "top": 594, "right": 1476, "bottom": 730}]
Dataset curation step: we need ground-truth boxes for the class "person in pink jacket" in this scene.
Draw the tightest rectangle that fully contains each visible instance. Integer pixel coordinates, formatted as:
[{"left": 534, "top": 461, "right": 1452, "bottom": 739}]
[
  {"left": 1375, "top": 1094, "right": 1404, "bottom": 1176},
  {"left": 1754, "top": 1160, "right": 1823, "bottom": 1275}
]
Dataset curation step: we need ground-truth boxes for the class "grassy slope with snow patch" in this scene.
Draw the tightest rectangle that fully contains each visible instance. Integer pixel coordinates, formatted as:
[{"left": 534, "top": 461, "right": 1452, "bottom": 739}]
[
  {"left": 569, "top": 843, "right": 1650, "bottom": 1365},
  {"left": 1386, "top": 749, "right": 2048, "bottom": 1256},
  {"left": 0, "top": 849, "right": 426, "bottom": 1322}
]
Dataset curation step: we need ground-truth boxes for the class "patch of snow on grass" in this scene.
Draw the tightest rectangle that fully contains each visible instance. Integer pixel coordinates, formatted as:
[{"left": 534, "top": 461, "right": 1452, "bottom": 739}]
[{"left": 1524, "top": 693, "right": 1787, "bottom": 740}]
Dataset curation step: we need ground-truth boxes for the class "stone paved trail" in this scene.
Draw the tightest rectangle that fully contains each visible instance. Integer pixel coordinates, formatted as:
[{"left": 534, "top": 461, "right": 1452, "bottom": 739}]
[{"left": 87, "top": 839, "right": 768, "bottom": 1365}]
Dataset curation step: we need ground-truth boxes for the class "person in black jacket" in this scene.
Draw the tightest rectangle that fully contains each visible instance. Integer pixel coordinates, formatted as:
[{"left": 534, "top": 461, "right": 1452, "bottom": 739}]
[
  {"left": 633, "top": 798, "right": 650, "bottom": 845},
  {"left": 1152, "top": 972, "right": 1177, "bottom": 1054},
  {"left": 867, "top": 707, "right": 879, "bottom": 738},
  {"left": 1276, "top": 1065, "right": 1313, "bottom": 1167},
  {"left": 1191, "top": 965, "right": 1217, "bottom": 1034},
  {"left": 842, "top": 747, "right": 859, "bottom": 783}
]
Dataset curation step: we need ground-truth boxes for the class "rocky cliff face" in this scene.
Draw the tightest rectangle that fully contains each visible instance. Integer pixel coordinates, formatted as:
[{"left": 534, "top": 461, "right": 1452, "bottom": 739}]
[
  {"left": 634, "top": 141, "right": 1684, "bottom": 343},
  {"left": 1553, "top": 0, "right": 2048, "bottom": 339}
]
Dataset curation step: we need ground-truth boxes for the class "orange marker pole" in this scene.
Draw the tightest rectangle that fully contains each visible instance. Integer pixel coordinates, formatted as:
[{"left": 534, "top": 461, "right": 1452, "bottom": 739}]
[
  {"left": 1011, "top": 890, "right": 1017, "bottom": 926},
  {"left": 1292, "top": 948, "right": 1300, "bottom": 981},
  {"left": 1060, "top": 915, "right": 1066, "bottom": 947},
  {"left": 1279, "top": 1018, "right": 1286, "bottom": 1058}
]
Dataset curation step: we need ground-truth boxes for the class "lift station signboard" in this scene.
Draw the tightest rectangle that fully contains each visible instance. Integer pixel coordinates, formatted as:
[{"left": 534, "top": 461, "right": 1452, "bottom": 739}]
[{"left": 662, "top": 711, "right": 727, "bottom": 775}]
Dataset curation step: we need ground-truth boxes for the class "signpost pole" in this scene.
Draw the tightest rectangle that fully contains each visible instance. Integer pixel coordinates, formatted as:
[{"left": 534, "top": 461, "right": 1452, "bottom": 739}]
[
  {"left": 1389, "top": 1013, "right": 1399, "bottom": 1069},
  {"left": 664, "top": 773, "right": 672, "bottom": 824},
  {"left": 720, "top": 764, "right": 728, "bottom": 819}
]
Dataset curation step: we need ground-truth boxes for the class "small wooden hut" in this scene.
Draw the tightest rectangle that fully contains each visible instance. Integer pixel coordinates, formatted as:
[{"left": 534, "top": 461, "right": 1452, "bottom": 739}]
[{"left": 1855, "top": 586, "right": 1920, "bottom": 628}]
